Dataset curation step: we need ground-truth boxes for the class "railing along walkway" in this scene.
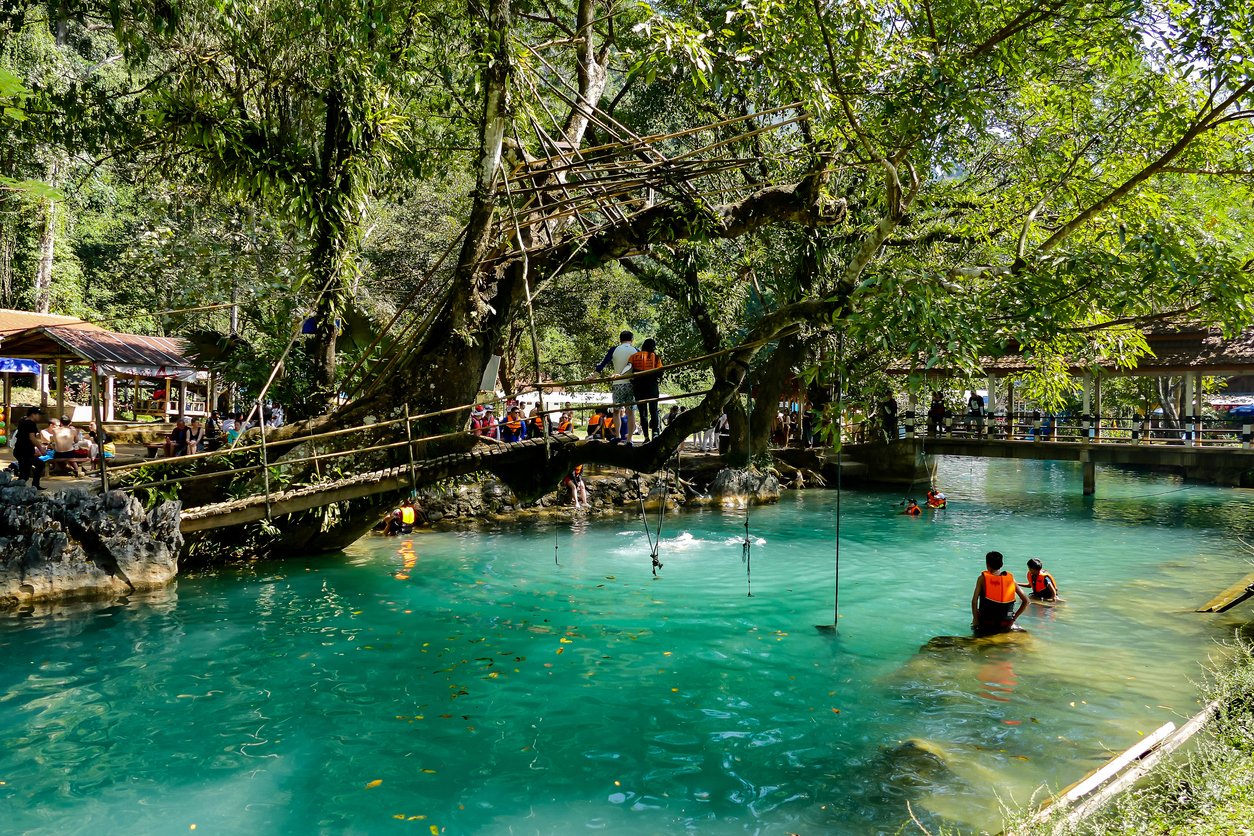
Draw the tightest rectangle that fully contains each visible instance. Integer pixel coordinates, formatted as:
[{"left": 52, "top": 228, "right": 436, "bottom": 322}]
[
  {"left": 180, "top": 436, "right": 563, "bottom": 533},
  {"left": 891, "top": 411, "right": 1254, "bottom": 448}
]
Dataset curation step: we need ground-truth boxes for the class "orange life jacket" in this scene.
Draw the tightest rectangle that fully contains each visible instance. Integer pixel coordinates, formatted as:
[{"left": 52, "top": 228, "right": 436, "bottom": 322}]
[
  {"left": 628, "top": 351, "right": 661, "bottom": 372},
  {"left": 558, "top": 417, "right": 572, "bottom": 432},
  {"left": 506, "top": 417, "right": 522, "bottom": 431},
  {"left": 531, "top": 416, "right": 544, "bottom": 432},
  {"left": 587, "top": 415, "right": 602, "bottom": 433},
  {"left": 400, "top": 506, "right": 416, "bottom": 525},
  {"left": 982, "top": 570, "right": 1017, "bottom": 604},
  {"left": 905, "top": 504, "right": 921, "bottom": 516},
  {"left": 1028, "top": 569, "right": 1056, "bottom": 595}
]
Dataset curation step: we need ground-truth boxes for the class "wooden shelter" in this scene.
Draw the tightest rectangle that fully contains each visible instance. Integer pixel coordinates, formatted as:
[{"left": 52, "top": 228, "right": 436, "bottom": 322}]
[{"left": 0, "top": 309, "right": 211, "bottom": 425}]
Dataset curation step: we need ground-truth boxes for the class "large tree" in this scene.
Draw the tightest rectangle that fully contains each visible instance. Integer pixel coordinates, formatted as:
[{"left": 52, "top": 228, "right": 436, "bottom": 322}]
[{"left": 17, "top": 0, "right": 1254, "bottom": 550}]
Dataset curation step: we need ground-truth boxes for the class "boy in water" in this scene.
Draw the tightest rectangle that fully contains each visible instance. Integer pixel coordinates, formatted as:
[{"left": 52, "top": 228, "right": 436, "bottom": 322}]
[
  {"left": 1018, "top": 557, "right": 1059, "bottom": 601},
  {"left": 971, "top": 551, "right": 1029, "bottom": 635}
]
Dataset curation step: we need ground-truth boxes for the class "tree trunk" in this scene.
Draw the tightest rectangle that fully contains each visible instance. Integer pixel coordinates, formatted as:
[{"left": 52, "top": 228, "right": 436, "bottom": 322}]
[
  {"left": 747, "top": 333, "right": 805, "bottom": 457},
  {"left": 34, "top": 197, "right": 54, "bottom": 314},
  {"left": 724, "top": 394, "right": 751, "bottom": 466}
]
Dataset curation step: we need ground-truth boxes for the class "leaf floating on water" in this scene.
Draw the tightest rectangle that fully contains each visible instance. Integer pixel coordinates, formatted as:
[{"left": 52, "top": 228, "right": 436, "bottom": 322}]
[
  {"left": 559, "top": 638, "right": 573, "bottom": 644},
  {"left": 422, "top": 768, "right": 437, "bottom": 774},
  {"left": 366, "top": 779, "right": 383, "bottom": 789},
  {"left": 393, "top": 814, "right": 406, "bottom": 820},
  {"left": 1003, "top": 720, "right": 1021, "bottom": 726},
  {"left": 430, "top": 825, "right": 440, "bottom": 835},
  {"left": 831, "top": 708, "right": 841, "bottom": 714},
  {"left": 555, "top": 648, "right": 564, "bottom": 655}
]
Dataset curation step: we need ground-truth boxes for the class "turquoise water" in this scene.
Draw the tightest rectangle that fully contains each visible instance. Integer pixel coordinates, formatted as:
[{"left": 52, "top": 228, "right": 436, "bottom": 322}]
[{"left": 1, "top": 459, "right": 1252, "bottom": 834}]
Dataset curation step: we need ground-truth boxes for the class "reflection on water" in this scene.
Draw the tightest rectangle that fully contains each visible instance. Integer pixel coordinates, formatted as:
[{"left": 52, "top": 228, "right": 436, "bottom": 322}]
[{"left": 0, "top": 458, "right": 1251, "bottom": 834}]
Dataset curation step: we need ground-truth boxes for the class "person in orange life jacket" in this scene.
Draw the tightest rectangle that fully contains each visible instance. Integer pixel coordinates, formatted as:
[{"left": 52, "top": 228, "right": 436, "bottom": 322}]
[
  {"left": 500, "top": 406, "right": 528, "bottom": 442},
  {"left": 557, "top": 408, "right": 573, "bottom": 434},
  {"left": 1018, "top": 557, "right": 1058, "bottom": 601},
  {"left": 385, "top": 499, "right": 422, "bottom": 535},
  {"left": 628, "top": 338, "right": 663, "bottom": 441},
  {"left": 563, "top": 464, "right": 588, "bottom": 509},
  {"left": 903, "top": 498, "right": 922, "bottom": 516},
  {"left": 926, "top": 487, "right": 946, "bottom": 508},
  {"left": 528, "top": 405, "right": 547, "bottom": 436},
  {"left": 586, "top": 408, "right": 604, "bottom": 439},
  {"left": 972, "top": 550, "right": 1029, "bottom": 635}
]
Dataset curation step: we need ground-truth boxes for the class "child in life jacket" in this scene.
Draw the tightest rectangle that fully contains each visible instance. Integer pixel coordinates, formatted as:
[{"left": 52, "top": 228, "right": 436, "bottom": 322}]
[
  {"left": 972, "top": 550, "right": 1029, "bottom": 635},
  {"left": 1018, "top": 557, "right": 1058, "bottom": 601},
  {"left": 903, "top": 499, "right": 922, "bottom": 516}
]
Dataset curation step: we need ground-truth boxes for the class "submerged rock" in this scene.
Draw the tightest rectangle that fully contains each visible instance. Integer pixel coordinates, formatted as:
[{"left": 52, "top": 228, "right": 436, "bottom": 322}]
[
  {"left": 708, "top": 468, "right": 780, "bottom": 507},
  {"left": 0, "top": 474, "right": 182, "bottom": 610}
]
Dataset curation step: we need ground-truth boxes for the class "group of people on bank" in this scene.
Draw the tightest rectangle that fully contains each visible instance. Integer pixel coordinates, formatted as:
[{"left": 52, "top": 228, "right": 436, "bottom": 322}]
[{"left": 10, "top": 406, "right": 114, "bottom": 489}]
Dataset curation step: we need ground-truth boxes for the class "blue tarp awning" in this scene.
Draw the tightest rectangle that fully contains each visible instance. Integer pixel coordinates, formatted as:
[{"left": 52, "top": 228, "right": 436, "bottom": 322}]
[
  {"left": 1227, "top": 404, "right": 1254, "bottom": 418},
  {"left": 0, "top": 357, "right": 40, "bottom": 374}
]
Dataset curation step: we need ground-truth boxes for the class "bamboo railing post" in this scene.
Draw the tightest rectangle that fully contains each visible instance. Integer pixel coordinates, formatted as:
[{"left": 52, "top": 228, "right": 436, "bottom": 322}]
[
  {"left": 90, "top": 365, "right": 108, "bottom": 494},
  {"left": 258, "top": 400, "right": 272, "bottom": 519},
  {"left": 404, "top": 403, "right": 418, "bottom": 496}
]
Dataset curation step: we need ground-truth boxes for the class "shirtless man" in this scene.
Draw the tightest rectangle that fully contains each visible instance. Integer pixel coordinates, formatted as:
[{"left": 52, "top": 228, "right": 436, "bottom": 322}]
[{"left": 52, "top": 416, "right": 89, "bottom": 459}]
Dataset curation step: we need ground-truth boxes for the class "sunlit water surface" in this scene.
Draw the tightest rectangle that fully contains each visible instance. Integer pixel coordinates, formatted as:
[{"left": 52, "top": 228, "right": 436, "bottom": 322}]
[{"left": 2, "top": 459, "right": 1253, "bottom": 834}]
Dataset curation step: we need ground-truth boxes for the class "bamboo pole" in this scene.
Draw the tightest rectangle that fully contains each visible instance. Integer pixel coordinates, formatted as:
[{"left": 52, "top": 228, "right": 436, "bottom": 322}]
[
  {"left": 90, "top": 365, "right": 108, "bottom": 493},
  {"left": 403, "top": 403, "right": 417, "bottom": 496},
  {"left": 258, "top": 400, "right": 271, "bottom": 519}
]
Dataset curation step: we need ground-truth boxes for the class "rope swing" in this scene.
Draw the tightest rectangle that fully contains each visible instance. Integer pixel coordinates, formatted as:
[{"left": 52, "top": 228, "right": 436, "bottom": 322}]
[
  {"left": 742, "top": 389, "right": 754, "bottom": 597},
  {"left": 635, "top": 455, "right": 673, "bottom": 577}
]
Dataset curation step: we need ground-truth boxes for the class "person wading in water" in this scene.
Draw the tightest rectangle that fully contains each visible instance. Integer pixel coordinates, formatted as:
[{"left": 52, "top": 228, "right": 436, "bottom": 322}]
[{"left": 971, "top": 550, "right": 1029, "bottom": 635}]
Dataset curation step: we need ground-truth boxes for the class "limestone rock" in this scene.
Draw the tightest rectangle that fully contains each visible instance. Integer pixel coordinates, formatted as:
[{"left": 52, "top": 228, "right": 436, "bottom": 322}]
[
  {"left": 0, "top": 473, "right": 182, "bottom": 610},
  {"left": 708, "top": 468, "right": 780, "bottom": 507}
]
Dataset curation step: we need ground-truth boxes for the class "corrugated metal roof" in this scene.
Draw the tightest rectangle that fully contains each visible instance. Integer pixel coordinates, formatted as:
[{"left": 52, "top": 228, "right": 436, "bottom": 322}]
[
  {"left": 0, "top": 325, "right": 200, "bottom": 370},
  {"left": 0, "top": 308, "right": 104, "bottom": 336},
  {"left": 893, "top": 326, "right": 1254, "bottom": 376}
]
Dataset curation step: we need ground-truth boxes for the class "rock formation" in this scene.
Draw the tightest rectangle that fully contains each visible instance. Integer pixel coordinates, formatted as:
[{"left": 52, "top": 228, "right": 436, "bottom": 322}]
[
  {"left": 0, "top": 474, "right": 182, "bottom": 610},
  {"left": 707, "top": 467, "right": 781, "bottom": 507}
]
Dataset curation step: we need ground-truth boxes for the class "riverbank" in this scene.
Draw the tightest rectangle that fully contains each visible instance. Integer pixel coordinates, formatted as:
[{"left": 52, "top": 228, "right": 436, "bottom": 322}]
[{"left": 999, "top": 634, "right": 1254, "bottom": 835}]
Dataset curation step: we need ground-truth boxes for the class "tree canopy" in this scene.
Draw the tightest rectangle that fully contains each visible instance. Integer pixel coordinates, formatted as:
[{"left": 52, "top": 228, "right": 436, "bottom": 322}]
[{"left": 3, "top": 0, "right": 1254, "bottom": 539}]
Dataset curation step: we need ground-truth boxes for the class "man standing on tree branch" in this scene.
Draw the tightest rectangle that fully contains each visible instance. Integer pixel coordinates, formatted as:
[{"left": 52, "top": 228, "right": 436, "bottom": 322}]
[{"left": 594, "top": 331, "right": 638, "bottom": 444}]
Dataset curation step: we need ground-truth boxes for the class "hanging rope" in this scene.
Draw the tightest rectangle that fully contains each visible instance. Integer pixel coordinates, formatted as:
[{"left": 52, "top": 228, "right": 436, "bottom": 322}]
[
  {"left": 742, "top": 389, "right": 754, "bottom": 597},
  {"left": 833, "top": 333, "right": 843, "bottom": 627},
  {"left": 635, "top": 464, "right": 668, "bottom": 576}
]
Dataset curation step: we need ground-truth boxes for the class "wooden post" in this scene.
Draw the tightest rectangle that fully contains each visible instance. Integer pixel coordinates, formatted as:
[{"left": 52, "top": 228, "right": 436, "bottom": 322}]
[
  {"left": 90, "top": 365, "right": 108, "bottom": 493},
  {"left": 1194, "top": 371, "right": 1204, "bottom": 446},
  {"left": 1081, "top": 373, "right": 1092, "bottom": 442},
  {"left": 1182, "top": 373, "right": 1194, "bottom": 444},
  {"left": 2, "top": 371, "right": 10, "bottom": 444},
  {"left": 177, "top": 380, "right": 188, "bottom": 419},
  {"left": 132, "top": 373, "right": 140, "bottom": 417},
  {"left": 104, "top": 374, "right": 115, "bottom": 421},
  {"left": 403, "top": 402, "right": 418, "bottom": 496},
  {"left": 40, "top": 365, "right": 48, "bottom": 409},
  {"left": 1094, "top": 375, "right": 1103, "bottom": 440},
  {"left": 162, "top": 379, "right": 171, "bottom": 420},
  {"left": 1006, "top": 379, "right": 1016, "bottom": 439},
  {"left": 54, "top": 357, "right": 65, "bottom": 420},
  {"left": 1082, "top": 452, "right": 1095, "bottom": 496},
  {"left": 258, "top": 399, "right": 271, "bottom": 519}
]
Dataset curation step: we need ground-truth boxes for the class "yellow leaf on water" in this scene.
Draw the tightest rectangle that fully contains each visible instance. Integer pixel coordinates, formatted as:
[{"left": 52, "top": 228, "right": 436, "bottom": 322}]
[
  {"left": 559, "top": 638, "right": 573, "bottom": 644},
  {"left": 430, "top": 826, "right": 440, "bottom": 835},
  {"left": 555, "top": 648, "right": 564, "bottom": 655},
  {"left": 422, "top": 768, "right": 437, "bottom": 774},
  {"left": 408, "top": 816, "right": 424, "bottom": 821},
  {"left": 366, "top": 779, "right": 383, "bottom": 789},
  {"left": 393, "top": 814, "right": 406, "bottom": 820}
]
